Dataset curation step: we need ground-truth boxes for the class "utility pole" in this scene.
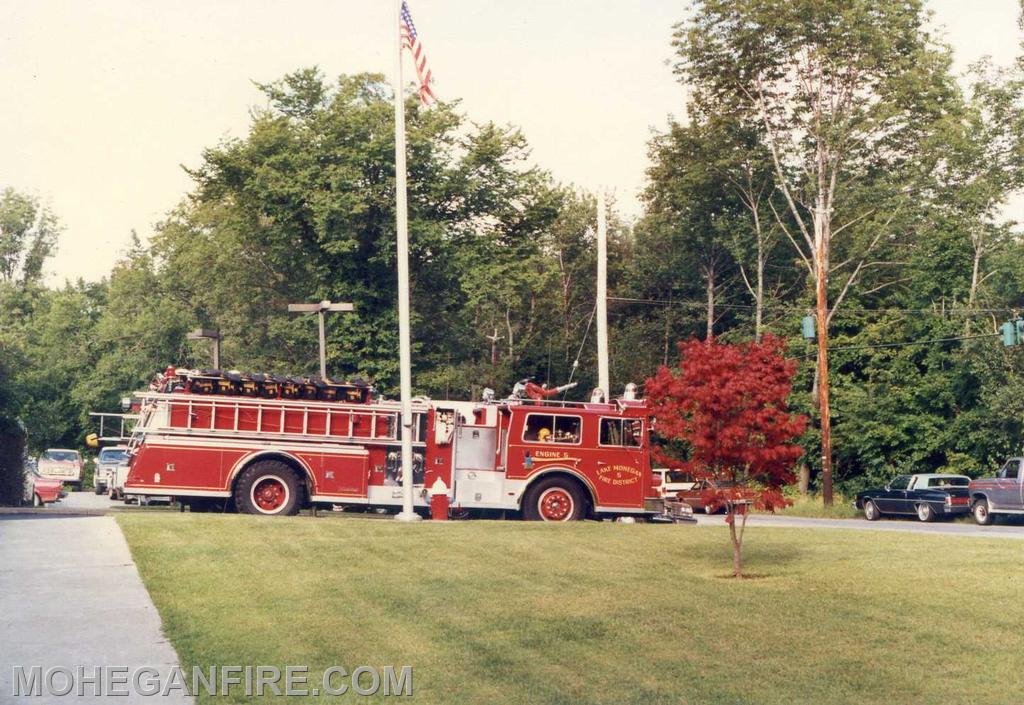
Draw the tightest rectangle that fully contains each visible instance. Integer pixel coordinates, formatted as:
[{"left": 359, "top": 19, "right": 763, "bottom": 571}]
[
  {"left": 596, "top": 190, "right": 610, "bottom": 399},
  {"left": 186, "top": 329, "right": 221, "bottom": 370},
  {"left": 814, "top": 221, "right": 834, "bottom": 506},
  {"left": 287, "top": 301, "right": 354, "bottom": 378}
]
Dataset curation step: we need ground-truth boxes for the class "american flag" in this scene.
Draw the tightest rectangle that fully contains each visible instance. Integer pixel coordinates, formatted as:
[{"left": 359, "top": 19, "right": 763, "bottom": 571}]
[{"left": 400, "top": 1, "right": 437, "bottom": 106}]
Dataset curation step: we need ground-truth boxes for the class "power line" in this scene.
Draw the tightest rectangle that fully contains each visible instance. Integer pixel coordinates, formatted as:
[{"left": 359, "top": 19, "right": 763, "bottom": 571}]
[
  {"left": 797, "top": 332, "right": 999, "bottom": 359},
  {"left": 607, "top": 296, "right": 1019, "bottom": 316},
  {"left": 564, "top": 303, "right": 597, "bottom": 391}
]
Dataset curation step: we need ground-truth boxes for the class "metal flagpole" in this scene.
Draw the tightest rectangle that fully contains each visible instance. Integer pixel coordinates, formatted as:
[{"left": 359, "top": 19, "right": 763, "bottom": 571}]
[
  {"left": 393, "top": 0, "right": 421, "bottom": 521},
  {"left": 596, "top": 190, "right": 610, "bottom": 399}
]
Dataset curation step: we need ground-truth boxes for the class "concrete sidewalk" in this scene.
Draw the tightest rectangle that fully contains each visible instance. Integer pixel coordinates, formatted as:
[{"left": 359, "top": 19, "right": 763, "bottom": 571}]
[{"left": 0, "top": 514, "right": 192, "bottom": 703}]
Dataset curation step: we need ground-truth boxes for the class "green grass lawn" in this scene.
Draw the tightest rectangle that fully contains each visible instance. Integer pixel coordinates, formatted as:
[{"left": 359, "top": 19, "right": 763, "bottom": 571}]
[{"left": 117, "top": 514, "right": 1024, "bottom": 705}]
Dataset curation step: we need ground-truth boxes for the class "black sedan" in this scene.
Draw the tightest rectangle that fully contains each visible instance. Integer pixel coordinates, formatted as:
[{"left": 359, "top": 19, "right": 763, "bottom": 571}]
[{"left": 854, "top": 474, "right": 971, "bottom": 522}]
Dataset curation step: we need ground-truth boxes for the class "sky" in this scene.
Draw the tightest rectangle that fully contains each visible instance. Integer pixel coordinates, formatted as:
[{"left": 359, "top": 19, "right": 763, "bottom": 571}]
[{"left": 1, "top": 0, "right": 1021, "bottom": 285}]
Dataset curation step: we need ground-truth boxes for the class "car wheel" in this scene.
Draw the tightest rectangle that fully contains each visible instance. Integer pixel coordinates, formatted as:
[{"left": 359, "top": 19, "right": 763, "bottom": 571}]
[
  {"left": 522, "top": 477, "right": 586, "bottom": 521},
  {"left": 704, "top": 504, "right": 716, "bottom": 515},
  {"left": 234, "top": 461, "right": 302, "bottom": 516},
  {"left": 972, "top": 499, "right": 994, "bottom": 526},
  {"left": 916, "top": 503, "right": 935, "bottom": 522},
  {"left": 863, "top": 500, "right": 880, "bottom": 521},
  {"left": 94, "top": 484, "right": 103, "bottom": 495},
  {"left": 32, "top": 493, "right": 43, "bottom": 508}
]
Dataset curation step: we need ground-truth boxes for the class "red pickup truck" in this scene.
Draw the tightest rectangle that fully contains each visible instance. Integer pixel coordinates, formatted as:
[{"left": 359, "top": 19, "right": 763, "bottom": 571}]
[{"left": 969, "top": 458, "right": 1024, "bottom": 525}]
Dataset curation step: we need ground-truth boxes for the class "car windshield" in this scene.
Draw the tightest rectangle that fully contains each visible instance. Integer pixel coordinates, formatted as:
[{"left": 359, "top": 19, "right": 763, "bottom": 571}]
[
  {"left": 43, "top": 450, "right": 79, "bottom": 462},
  {"left": 99, "top": 449, "right": 128, "bottom": 463}
]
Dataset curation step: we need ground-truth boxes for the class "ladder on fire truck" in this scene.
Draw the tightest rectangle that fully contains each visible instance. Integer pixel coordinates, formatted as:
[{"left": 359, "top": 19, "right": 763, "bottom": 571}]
[{"left": 131, "top": 392, "right": 425, "bottom": 446}]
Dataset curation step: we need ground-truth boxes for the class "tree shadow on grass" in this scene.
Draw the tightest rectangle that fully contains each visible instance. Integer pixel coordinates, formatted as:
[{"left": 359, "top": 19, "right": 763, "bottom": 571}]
[{"left": 683, "top": 540, "right": 804, "bottom": 578}]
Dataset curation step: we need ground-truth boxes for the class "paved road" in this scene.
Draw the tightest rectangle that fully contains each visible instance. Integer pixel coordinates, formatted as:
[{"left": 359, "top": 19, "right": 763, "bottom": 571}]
[
  {"left": 693, "top": 512, "right": 1024, "bottom": 539},
  {"left": 60, "top": 489, "right": 121, "bottom": 512},
  {"left": 0, "top": 513, "right": 192, "bottom": 702},
  {"left": 19, "top": 490, "right": 1024, "bottom": 541}
]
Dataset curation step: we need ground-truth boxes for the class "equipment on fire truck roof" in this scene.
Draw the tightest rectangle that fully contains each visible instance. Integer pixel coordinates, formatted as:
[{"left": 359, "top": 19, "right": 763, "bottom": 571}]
[
  {"left": 151, "top": 366, "right": 374, "bottom": 403},
  {"left": 510, "top": 378, "right": 578, "bottom": 401}
]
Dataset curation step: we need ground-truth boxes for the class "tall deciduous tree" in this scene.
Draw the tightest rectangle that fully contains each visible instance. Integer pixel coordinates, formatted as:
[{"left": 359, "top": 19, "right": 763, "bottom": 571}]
[
  {"left": 944, "top": 61, "right": 1024, "bottom": 330},
  {"left": 675, "top": 0, "right": 960, "bottom": 503},
  {"left": 643, "top": 121, "right": 739, "bottom": 339},
  {"left": 0, "top": 188, "right": 60, "bottom": 284},
  {"left": 646, "top": 335, "right": 806, "bottom": 577},
  {"left": 150, "top": 70, "right": 575, "bottom": 397}
]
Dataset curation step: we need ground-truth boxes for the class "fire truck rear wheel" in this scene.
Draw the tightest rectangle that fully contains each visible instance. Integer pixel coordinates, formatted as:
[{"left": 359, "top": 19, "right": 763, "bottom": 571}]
[
  {"left": 522, "top": 477, "right": 586, "bottom": 522},
  {"left": 234, "top": 461, "right": 302, "bottom": 516}
]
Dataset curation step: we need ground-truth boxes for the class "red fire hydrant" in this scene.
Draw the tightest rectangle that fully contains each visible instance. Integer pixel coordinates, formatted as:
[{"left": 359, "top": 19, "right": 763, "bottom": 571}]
[{"left": 429, "top": 477, "right": 449, "bottom": 521}]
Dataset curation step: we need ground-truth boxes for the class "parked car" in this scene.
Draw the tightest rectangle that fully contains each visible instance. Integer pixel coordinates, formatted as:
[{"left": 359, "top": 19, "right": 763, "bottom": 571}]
[
  {"left": 674, "top": 477, "right": 754, "bottom": 514},
  {"left": 968, "top": 458, "right": 1024, "bottom": 525},
  {"left": 23, "top": 461, "right": 65, "bottom": 507},
  {"left": 855, "top": 473, "right": 971, "bottom": 522},
  {"left": 93, "top": 445, "right": 129, "bottom": 495},
  {"left": 652, "top": 469, "right": 698, "bottom": 498},
  {"left": 37, "top": 448, "right": 84, "bottom": 489}
]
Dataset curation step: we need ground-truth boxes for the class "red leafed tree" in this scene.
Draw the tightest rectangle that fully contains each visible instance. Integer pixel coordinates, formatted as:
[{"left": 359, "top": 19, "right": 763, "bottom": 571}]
[{"left": 646, "top": 335, "right": 806, "bottom": 578}]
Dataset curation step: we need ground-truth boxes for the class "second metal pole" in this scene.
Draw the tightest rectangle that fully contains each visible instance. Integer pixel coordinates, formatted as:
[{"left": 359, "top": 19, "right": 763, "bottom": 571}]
[
  {"left": 596, "top": 190, "right": 610, "bottom": 400},
  {"left": 318, "top": 309, "right": 327, "bottom": 379}
]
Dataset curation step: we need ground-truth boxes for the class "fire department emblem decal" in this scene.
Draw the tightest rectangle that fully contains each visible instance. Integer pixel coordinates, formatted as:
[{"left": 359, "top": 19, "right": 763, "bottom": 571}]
[{"left": 596, "top": 465, "right": 641, "bottom": 486}]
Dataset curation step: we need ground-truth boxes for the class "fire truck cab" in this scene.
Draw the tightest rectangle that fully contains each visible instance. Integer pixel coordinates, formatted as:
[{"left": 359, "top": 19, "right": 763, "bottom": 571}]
[{"left": 123, "top": 369, "right": 664, "bottom": 521}]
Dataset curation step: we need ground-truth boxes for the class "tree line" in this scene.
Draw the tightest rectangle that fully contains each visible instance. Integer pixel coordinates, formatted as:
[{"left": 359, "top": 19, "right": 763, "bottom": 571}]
[{"left": 3, "top": 0, "right": 1024, "bottom": 499}]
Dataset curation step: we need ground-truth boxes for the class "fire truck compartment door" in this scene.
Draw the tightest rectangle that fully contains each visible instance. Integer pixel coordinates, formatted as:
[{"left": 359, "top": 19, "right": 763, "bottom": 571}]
[
  {"left": 454, "top": 426, "right": 500, "bottom": 505},
  {"left": 454, "top": 426, "right": 496, "bottom": 471},
  {"left": 315, "top": 451, "right": 370, "bottom": 496},
  {"left": 454, "top": 468, "right": 503, "bottom": 505}
]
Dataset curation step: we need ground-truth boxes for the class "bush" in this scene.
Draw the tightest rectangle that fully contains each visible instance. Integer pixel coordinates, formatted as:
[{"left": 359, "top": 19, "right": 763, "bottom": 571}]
[
  {"left": 775, "top": 492, "right": 860, "bottom": 519},
  {"left": 82, "top": 458, "right": 96, "bottom": 490},
  {"left": 0, "top": 417, "right": 26, "bottom": 505}
]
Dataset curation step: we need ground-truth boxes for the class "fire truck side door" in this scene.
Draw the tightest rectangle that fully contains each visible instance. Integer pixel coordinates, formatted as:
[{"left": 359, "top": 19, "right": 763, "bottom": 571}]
[
  {"left": 453, "top": 425, "right": 500, "bottom": 505},
  {"left": 588, "top": 416, "right": 646, "bottom": 509}
]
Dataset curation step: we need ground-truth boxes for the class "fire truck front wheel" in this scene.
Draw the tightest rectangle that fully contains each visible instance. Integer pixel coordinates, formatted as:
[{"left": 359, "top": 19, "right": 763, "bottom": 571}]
[
  {"left": 234, "top": 461, "right": 302, "bottom": 516},
  {"left": 522, "top": 477, "right": 587, "bottom": 522}
]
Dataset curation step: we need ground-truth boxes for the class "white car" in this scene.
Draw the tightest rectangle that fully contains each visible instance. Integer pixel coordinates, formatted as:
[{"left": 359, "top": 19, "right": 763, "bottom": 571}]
[
  {"left": 37, "top": 448, "right": 84, "bottom": 489},
  {"left": 652, "top": 468, "right": 698, "bottom": 499},
  {"left": 93, "top": 445, "right": 129, "bottom": 495},
  {"left": 651, "top": 469, "right": 698, "bottom": 523}
]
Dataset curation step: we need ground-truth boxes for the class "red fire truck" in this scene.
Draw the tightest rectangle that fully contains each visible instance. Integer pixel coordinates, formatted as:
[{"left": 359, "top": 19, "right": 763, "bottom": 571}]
[{"left": 123, "top": 369, "right": 667, "bottom": 521}]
